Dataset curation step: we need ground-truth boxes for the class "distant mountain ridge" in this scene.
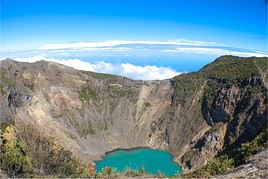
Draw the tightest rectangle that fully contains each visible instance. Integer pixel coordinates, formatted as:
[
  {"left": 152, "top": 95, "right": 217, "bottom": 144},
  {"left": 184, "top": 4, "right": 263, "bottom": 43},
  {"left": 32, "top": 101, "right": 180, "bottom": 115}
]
[{"left": 0, "top": 55, "right": 267, "bottom": 177}]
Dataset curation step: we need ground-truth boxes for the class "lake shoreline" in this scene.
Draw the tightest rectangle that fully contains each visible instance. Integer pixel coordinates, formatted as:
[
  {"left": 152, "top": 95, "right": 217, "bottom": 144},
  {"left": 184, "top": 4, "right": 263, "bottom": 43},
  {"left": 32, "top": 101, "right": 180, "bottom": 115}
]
[{"left": 94, "top": 147, "right": 182, "bottom": 176}]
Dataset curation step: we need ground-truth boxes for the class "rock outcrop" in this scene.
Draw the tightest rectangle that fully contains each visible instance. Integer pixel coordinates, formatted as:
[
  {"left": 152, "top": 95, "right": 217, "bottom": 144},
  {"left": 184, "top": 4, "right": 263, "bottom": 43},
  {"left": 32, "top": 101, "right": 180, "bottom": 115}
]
[{"left": 215, "top": 148, "right": 268, "bottom": 178}]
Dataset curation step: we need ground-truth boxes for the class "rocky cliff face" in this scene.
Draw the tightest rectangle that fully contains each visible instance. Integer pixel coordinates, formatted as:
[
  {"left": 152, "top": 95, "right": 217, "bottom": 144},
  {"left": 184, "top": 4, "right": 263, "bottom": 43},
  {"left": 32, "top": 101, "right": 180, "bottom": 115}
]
[
  {"left": 215, "top": 148, "right": 268, "bottom": 178},
  {"left": 0, "top": 56, "right": 267, "bottom": 172}
]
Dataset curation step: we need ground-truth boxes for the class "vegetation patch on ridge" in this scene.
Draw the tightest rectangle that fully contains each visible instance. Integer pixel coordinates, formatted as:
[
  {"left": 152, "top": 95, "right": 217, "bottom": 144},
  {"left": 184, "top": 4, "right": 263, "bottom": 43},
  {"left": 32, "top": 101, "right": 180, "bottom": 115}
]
[
  {"left": 200, "top": 56, "right": 268, "bottom": 82},
  {"left": 173, "top": 73, "right": 205, "bottom": 104}
]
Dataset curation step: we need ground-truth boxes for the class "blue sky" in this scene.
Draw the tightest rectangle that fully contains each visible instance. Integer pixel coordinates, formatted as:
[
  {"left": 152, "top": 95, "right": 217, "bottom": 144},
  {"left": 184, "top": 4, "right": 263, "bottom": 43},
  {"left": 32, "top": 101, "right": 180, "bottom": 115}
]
[{"left": 1, "top": 0, "right": 267, "bottom": 80}]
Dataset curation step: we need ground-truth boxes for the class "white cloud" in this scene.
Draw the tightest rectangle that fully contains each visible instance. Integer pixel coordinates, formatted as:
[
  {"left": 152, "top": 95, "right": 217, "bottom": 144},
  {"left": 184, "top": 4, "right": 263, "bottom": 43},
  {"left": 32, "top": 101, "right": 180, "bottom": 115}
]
[
  {"left": 162, "top": 47, "right": 268, "bottom": 57},
  {"left": 120, "top": 63, "right": 179, "bottom": 80},
  {"left": 15, "top": 55, "right": 180, "bottom": 80},
  {"left": 39, "top": 39, "right": 217, "bottom": 50},
  {"left": 37, "top": 39, "right": 268, "bottom": 57}
]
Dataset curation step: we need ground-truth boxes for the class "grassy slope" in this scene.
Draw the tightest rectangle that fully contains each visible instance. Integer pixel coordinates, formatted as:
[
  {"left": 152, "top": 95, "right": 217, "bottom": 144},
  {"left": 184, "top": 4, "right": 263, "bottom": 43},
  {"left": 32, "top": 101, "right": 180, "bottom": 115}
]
[{"left": 173, "top": 56, "right": 268, "bottom": 99}]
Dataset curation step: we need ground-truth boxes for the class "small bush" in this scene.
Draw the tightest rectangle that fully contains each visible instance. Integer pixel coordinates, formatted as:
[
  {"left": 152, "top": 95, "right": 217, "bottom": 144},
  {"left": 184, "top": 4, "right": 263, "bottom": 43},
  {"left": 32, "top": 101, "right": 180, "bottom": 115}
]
[
  {"left": 95, "top": 167, "right": 119, "bottom": 178},
  {"left": 240, "top": 129, "right": 267, "bottom": 157},
  {"left": 123, "top": 166, "right": 147, "bottom": 177},
  {"left": 207, "top": 155, "right": 235, "bottom": 175},
  {"left": 144, "top": 101, "right": 151, "bottom": 108},
  {"left": 79, "top": 84, "right": 96, "bottom": 102},
  {"left": 80, "top": 122, "right": 96, "bottom": 137},
  {"left": 180, "top": 150, "right": 196, "bottom": 164},
  {"left": 0, "top": 125, "right": 32, "bottom": 177}
]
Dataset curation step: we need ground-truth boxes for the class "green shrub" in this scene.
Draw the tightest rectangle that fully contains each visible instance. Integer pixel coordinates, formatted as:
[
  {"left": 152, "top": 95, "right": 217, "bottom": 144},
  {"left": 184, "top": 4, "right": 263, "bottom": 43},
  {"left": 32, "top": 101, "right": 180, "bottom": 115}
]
[
  {"left": 79, "top": 84, "right": 96, "bottom": 102},
  {"left": 94, "top": 167, "right": 150, "bottom": 178},
  {"left": 240, "top": 129, "right": 267, "bottom": 157},
  {"left": 0, "top": 124, "right": 91, "bottom": 178},
  {"left": 80, "top": 121, "right": 96, "bottom": 137},
  {"left": 95, "top": 167, "right": 119, "bottom": 178},
  {"left": 180, "top": 150, "right": 196, "bottom": 164},
  {"left": 207, "top": 155, "right": 235, "bottom": 175},
  {"left": 108, "top": 85, "right": 130, "bottom": 98},
  {"left": 123, "top": 166, "right": 147, "bottom": 177},
  {"left": 144, "top": 101, "right": 151, "bottom": 108},
  {"left": 18, "top": 124, "right": 91, "bottom": 177},
  {"left": 0, "top": 126, "right": 32, "bottom": 177},
  {"left": 182, "top": 154, "right": 235, "bottom": 177}
]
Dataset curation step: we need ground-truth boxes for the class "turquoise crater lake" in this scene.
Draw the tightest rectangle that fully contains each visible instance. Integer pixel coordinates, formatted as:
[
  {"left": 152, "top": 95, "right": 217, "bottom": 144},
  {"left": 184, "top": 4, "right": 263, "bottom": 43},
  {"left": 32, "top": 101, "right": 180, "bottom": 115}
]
[{"left": 95, "top": 148, "right": 182, "bottom": 176}]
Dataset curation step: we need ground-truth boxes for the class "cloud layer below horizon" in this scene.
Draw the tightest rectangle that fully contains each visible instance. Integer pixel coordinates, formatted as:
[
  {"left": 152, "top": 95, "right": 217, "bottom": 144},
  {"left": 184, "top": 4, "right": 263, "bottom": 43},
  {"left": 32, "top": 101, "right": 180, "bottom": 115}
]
[
  {"left": 37, "top": 39, "right": 268, "bottom": 57},
  {"left": 14, "top": 55, "right": 180, "bottom": 80}
]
